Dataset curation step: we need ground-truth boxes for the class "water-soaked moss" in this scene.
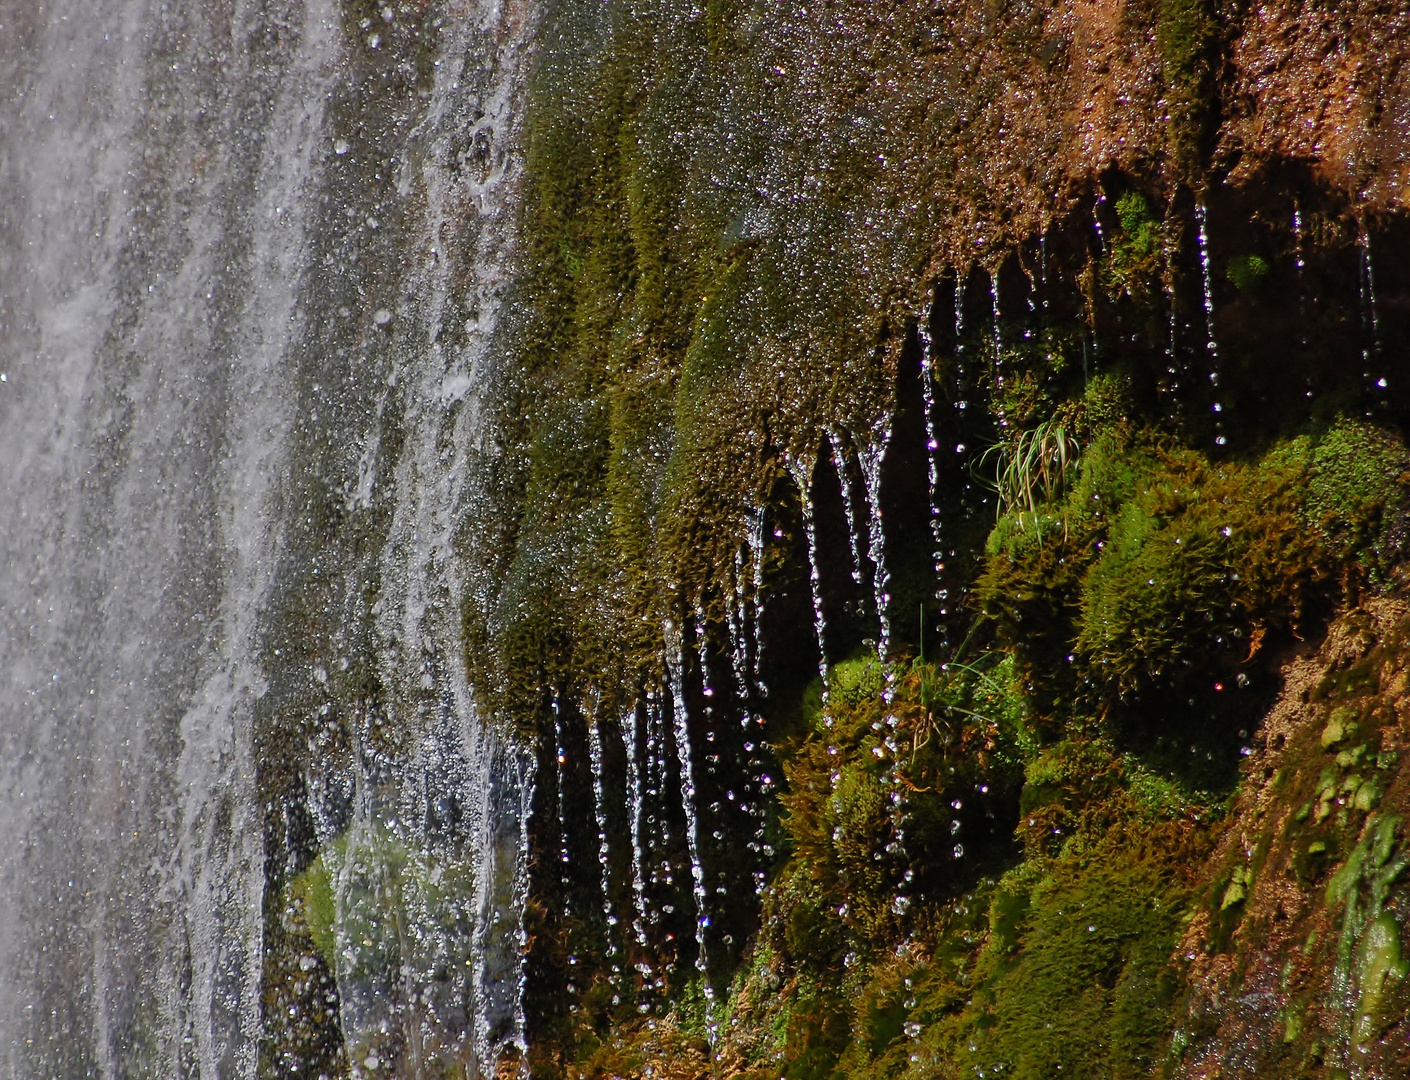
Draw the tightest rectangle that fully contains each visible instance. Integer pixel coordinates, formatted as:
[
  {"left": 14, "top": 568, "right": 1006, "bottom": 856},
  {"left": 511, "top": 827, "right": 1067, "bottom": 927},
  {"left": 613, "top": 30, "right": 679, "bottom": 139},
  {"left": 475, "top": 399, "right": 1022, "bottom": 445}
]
[{"left": 456, "top": 2, "right": 1410, "bottom": 1075}]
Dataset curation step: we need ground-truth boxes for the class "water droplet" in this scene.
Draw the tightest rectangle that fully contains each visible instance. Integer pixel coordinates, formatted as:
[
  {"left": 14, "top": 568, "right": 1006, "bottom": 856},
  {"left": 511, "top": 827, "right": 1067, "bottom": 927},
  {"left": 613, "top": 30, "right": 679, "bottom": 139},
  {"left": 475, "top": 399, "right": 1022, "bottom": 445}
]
[{"left": 334, "top": 139, "right": 349, "bottom": 156}]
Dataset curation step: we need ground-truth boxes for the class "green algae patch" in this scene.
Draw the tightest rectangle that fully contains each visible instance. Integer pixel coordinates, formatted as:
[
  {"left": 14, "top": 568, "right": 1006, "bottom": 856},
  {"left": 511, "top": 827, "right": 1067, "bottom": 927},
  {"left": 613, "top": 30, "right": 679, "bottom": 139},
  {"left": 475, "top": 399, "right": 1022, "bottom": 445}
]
[{"left": 1353, "top": 912, "right": 1409, "bottom": 1049}]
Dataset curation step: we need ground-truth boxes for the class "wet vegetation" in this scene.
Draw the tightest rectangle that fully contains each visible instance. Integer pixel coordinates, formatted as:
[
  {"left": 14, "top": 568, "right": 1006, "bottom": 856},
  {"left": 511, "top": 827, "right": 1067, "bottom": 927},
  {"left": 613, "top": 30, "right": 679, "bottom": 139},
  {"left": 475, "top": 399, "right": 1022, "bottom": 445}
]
[{"left": 439, "top": 0, "right": 1410, "bottom": 1077}]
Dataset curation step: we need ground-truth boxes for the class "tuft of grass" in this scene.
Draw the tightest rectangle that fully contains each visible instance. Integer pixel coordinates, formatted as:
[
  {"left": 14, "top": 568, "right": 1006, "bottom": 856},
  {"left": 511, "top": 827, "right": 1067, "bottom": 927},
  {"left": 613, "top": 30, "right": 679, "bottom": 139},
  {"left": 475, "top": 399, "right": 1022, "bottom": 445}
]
[{"left": 986, "top": 418, "right": 1081, "bottom": 520}]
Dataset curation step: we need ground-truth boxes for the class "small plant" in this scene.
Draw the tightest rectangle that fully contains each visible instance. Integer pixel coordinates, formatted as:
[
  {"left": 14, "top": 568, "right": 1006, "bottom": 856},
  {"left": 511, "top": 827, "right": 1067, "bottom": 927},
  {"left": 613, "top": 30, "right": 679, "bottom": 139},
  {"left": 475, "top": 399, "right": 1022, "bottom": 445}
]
[
  {"left": 1102, "top": 191, "right": 1163, "bottom": 302},
  {"left": 1226, "top": 252, "right": 1270, "bottom": 292},
  {"left": 980, "top": 418, "right": 1081, "bottom": 538}
]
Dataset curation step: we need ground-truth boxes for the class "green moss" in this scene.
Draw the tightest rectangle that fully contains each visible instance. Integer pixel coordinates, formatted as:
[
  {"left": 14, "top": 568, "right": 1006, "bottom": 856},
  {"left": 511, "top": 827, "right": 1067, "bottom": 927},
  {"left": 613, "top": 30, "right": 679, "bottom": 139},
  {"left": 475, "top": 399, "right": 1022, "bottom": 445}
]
[
  {"left": 1226, "top": 253, "right": 1270, "bottom": 292},
  {"left": 1102, "top": 192, "right": 1163, "bottom": 303},
  {"left": 1155, "top": 0, "right": 1219, "bottom": 175},
  {"left": 289, "top": 857, "right": 338, "bottom": 970}
]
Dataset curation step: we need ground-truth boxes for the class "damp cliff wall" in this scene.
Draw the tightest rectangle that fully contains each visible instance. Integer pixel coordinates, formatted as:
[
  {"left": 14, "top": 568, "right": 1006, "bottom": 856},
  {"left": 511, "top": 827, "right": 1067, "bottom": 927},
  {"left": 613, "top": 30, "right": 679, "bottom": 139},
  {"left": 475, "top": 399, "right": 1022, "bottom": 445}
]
[
  {"left": 4, "top": 1, "right": 1410, "bottom": 1078},
  {"left": 482, "top": 2, "right": 1410, "bottom": 1077}
]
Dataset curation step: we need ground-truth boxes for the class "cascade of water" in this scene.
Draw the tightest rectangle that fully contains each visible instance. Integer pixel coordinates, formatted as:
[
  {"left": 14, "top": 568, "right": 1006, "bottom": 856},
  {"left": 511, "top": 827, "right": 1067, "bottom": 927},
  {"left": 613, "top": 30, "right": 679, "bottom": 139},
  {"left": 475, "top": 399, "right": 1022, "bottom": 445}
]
[
  {"left": 664, "top": 622, "right": 717, "bottom": 1045},
  {"left": 587, "top": 719, "right": 619, "bottom": 976},
  {"left": 858, "top": 438, "right": 892, "bottom": 657},
  {"left": 0, "top": 1, "right": 538, "bottom": 1073},
  {"left": 1195, "top": 198, "right": 1226, "bottom": 447}
]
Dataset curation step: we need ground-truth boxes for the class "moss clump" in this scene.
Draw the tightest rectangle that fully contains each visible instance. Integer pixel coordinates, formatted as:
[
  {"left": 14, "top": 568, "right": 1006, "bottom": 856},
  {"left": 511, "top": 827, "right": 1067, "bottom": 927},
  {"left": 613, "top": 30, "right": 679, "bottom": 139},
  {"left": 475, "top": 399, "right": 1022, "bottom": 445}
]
[
  {"left": 289, "top": 857, "right": 338, "bottom": 970},
  {"left": 977, "top": 418, "right": 1410, "bottom": 752},
  {"left": 1226, "top": 253, "right": 1270, "bottom": 292},
  {"left": 1103, "top": 192, "right": 1164, "bottom": 303},
  {"left": 774, "top": 653, "right": 1027, "bottom": 946}
]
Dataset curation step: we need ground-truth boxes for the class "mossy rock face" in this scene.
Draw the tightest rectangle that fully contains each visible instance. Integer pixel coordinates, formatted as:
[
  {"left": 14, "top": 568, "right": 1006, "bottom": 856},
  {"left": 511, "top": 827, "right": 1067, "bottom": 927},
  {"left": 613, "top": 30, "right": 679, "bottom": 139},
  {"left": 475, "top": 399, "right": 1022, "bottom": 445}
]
[
  {"left": 1171, "top": 601, "right": 1410, "bottom": 1078},
  {"left": 976, "top": 419, "right": 1409, "bottom": 768},
  {"left": 466, "top": 0, "right": 1410, "bottom": 1071}
]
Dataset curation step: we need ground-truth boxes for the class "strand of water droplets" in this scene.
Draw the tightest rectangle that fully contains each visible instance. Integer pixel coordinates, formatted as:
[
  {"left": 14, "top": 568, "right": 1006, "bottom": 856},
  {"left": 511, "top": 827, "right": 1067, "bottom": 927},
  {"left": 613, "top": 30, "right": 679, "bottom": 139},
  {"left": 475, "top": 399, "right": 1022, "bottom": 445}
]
[
  {"left": 1194, "top": 198, "right": 1227, "bottom": 447},
  {"left": 831, "top": 434, "right": 870, "bottom": 597},
  {"left": 1359, "top": 228, "right": 1387, "bottom": 409},
  {"left": 789, "top": 455, "right": 832, "bottom": 687},
  {"left": 1292, "top": 205, "right": 1312, "bottom": 401},
  {"left": 948, "top": 278, "right": 976, "bottom": 614},
  {"left": 916, "top": 293, "right": 943, "bottom": 631},
  {"left": 727, "top": 542, "right": 775, "bottom": 891},
  {"left": 620, "top": 705, "right": 653, "bottom": 981},
  {"left": 1090, "top": 196, "right": 1110, "bottom": 377},
  {"left": 586, "top": 718, "right": 621, "bottom": 995},
  {"left": 644, "top": 693, "right": 676, "bottom": 998},
  {"left": 745, "top": 505, "right": 768, "bottom": 697},
  {"left": 727, "top": 546, "right": 753, "bottom": 707},
  {"left": 990, "top": 266, "right": 1004, "bottom": 399},
  {"left": 552, "top": 696, "right": 571, "bottom": 885},
  {"left": 664, "top": 621, "right": 717, "bottom": 1048},
  {"left": 857, "top": 436, "right": 892, "bottom": 658}
]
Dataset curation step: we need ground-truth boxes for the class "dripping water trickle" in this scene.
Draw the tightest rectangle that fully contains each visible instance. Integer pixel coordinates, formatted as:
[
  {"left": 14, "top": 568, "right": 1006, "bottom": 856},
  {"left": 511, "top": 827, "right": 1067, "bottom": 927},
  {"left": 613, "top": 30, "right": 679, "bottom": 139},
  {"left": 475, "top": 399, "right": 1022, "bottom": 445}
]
[
  {"left": 1359, "top": 227, "right": 1386, "bottom": 409},
  {"left": 621, "top": 706, "right": 652, "bottom": 963},
  {"left": 916, "top": 292, "right": 943, "bottom": 637},
  {"left": 729, "top": 546, "right": 772, "bottom": 890},
  {"left": 990, "top": 267, "right": 1003, "bottom": 396},
  {"left": 832, "top": 435, "right": 869, "bottom": 591},
  {"left": 665, "top": 623, "right": 718, "bottom": 1048},
  {"left": 727, "top": 548, "right": 752, "bottom": 707},
  {"left": 790, "top": 456, "right": 831, "bottom": 687},
  {"left": 858, "top": 438, "right": 891, "bottom": 658},
  {"left": 553, "top": 696, "right": 570, "bottom": 884},
  {"left": 1293, "top": 205, "right": 1311, "bottom": 401},
  {"left": 1195, "top": 198, "right": 1226, "bottom": 447},
  {"left": 746, "top": 506, "right": 768, "bottom": 696},
  {"left": 586, "top": 717, "right": 619, "bottom": 984}
]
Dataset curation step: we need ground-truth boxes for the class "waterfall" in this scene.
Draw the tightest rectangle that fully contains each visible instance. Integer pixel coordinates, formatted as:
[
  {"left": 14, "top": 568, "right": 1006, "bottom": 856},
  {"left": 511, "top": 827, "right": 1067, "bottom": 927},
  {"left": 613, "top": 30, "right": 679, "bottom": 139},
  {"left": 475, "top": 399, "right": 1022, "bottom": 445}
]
[{"left": 0, "top": 2, "right": 538, "bottom": 1075}]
